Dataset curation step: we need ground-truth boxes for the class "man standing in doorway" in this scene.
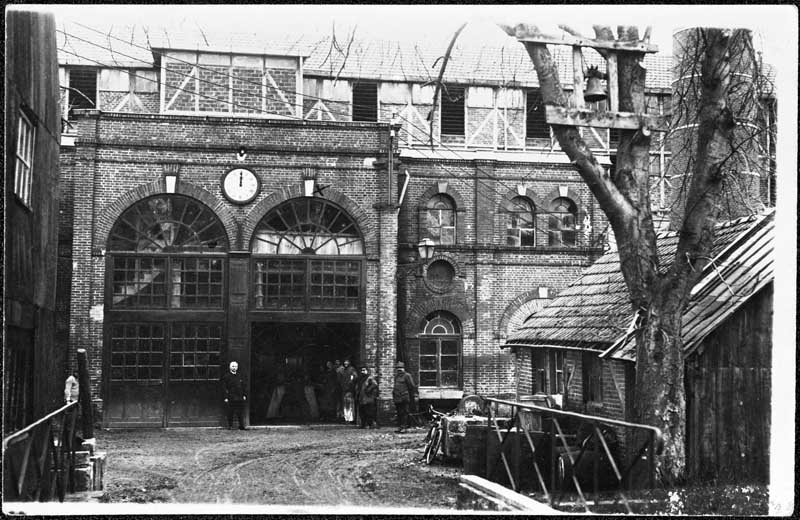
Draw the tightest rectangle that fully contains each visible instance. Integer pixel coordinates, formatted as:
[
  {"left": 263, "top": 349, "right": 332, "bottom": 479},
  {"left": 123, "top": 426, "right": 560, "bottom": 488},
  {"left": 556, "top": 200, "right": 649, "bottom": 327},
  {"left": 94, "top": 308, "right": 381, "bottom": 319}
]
[
  {"left": 222, "top": 361, "right": 247, "bottom": 430},
  {"left": 392, "top": 361, "right": 417, "bottom": 433},
  {"left": 340, "top": 359, "right": 358, "bottom": 424}
]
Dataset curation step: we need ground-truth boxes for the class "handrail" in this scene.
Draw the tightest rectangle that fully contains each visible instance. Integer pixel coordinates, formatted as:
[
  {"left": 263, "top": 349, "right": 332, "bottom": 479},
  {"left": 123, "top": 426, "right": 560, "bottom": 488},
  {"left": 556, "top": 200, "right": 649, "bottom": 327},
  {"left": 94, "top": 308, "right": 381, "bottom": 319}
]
[
  {"left": 2, "top": 402, "right": 78, "bottom": 451},
  {"left": 487, "top": 397, "right": 664, "bottom": 451},
  {"left": 483, "top": 396, "right": 664, "bottom": 514}
]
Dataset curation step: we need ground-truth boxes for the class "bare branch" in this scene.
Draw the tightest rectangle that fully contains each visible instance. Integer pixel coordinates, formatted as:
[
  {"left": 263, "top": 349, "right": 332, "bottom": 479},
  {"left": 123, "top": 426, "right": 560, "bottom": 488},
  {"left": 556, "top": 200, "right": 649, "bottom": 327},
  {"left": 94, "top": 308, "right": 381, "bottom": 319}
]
[{"left": 427, "top": 22, "right": 467, "bottom": 150}]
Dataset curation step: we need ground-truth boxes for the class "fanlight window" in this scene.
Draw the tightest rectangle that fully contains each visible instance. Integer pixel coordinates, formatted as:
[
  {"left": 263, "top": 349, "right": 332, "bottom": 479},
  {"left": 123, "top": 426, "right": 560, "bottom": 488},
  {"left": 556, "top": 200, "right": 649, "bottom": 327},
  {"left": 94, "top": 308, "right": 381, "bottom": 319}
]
[
  {"left": 419, "top": 311, "right": 461, "bottom": 388},
  {"left": 548, "top": 197, "right": 578, "bottom": 246},
  {"left": 252, "top": 198, "right": 364, "bottom": 255},
  {"left": 425, "top": 194, "right": 456, "bottom": 245},
  {"left": 109, "top": 195, "right": 228, "bottom": 253},
  {"left": 108, "top": 196, "right": 228, "bottom": 309}
]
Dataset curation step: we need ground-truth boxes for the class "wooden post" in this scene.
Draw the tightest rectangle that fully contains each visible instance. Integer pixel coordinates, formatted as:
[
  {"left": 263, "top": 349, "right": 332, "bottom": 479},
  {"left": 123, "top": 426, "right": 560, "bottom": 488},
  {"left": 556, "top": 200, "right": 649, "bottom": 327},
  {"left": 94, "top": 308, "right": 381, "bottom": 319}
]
[
  {"left": 572, "top": 47, "right": 584, "bottom": 109},
  {"left": 76, "top": 349, "right": 94, "bottom": 439},
  {"left": 606, "top": 53, "right": 619, "bottom": 112}
]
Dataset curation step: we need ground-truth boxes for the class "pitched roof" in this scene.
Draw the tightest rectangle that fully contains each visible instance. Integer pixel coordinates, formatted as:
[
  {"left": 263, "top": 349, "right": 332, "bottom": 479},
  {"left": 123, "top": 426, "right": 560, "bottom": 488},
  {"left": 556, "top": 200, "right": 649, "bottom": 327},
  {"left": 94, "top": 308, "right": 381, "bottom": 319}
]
[
  {"left": 55, "top": 20, "right": 675, "bottom": 89},
  {"left": 505, "top": 211, "right": 775, "bottom": 361}
]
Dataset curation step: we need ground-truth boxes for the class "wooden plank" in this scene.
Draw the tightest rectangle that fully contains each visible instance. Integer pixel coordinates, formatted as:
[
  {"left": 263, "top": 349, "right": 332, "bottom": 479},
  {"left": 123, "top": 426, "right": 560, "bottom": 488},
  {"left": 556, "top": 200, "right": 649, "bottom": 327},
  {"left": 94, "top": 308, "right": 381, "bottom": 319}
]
[
  {"left": 606, "top": 54, "right": 619, "bottom": 112},
  {"left": 545, "top": 105, "right": 670, "bottom": 131},
  {"left": 572, "top": 47, "right": 584, "bottom": 109},
  {"left": 516, "top": 33, "right": 659, "bottom": 53}
]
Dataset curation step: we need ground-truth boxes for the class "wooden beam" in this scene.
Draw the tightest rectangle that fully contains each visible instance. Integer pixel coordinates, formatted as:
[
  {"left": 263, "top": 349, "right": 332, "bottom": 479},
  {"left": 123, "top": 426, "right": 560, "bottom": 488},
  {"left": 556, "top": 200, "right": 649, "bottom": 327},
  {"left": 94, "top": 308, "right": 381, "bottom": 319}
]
[
  {"left": 545, "top": 105, "right": 670, "bottom": 131},
  {"left": 515, "top": 33, "right": 658, "bottom": 53},
  {"left": 572, "top": 47, "right": 584, "bottom": 109}
]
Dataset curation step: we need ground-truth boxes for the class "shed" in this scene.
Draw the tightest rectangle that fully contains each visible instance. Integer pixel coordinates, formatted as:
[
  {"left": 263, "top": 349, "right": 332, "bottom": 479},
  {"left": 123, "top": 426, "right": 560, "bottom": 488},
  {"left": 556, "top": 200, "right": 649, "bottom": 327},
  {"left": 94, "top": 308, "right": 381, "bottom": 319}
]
[{"left": 504, "top": 210, "right": 774, "bottom": 483}]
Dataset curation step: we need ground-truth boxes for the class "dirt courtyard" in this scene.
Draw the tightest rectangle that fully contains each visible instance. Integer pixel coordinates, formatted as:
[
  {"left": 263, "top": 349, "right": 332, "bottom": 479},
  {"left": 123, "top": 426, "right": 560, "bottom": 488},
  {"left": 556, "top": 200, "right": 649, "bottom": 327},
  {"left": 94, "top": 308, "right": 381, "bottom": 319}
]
[{"left": 93, "top": 424, "right": 466, "bottom": 509}]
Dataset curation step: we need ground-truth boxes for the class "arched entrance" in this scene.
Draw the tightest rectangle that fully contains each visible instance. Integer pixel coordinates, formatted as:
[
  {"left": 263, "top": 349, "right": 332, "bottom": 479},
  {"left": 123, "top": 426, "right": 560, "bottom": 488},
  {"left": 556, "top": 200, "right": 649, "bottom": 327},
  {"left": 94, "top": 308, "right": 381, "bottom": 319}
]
[
  {"left": 104, "top": 195, "right": 229, "bottom": 427},
  {"left": 249, "top": 197, "right": 365, "bottom": 424}
]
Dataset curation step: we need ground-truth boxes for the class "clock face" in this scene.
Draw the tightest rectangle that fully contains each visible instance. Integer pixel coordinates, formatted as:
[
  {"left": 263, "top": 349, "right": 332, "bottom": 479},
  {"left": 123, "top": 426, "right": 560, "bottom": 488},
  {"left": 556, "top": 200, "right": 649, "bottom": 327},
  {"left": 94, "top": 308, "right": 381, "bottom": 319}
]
[{"left": 221, "top": 168, "right": 260, "bottom": 204}]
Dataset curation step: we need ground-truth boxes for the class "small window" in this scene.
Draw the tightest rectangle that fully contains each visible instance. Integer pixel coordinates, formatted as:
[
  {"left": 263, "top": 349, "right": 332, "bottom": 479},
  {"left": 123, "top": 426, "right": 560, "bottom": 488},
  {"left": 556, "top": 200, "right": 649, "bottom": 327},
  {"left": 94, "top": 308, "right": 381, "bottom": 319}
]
[
  {"left": 441, "top": 85, "right": 465, "bottom": 136},
  {"left": 352, "top": 81, "right": 378, "bottom": 122},
  {"left": 532, "top": 349, "right": 565, "bottom": 395},
  {"left": 609, "top": 128, "right": 621, "bottom": 150},
  {"left": 582, "top": 352, "right": 603, "bottom": 403},
  {"left": 426, "top": 259, "right": 455, "bottom": 291},
  {"left": 425, "top": 194, "right": 456, "bottom": 245},
  {"left": 67, "top": 68, "right": 97, "bottom": 118},
  {"left": 507, "top": 196, "right": 536, "bottom": 246},
  {"left": 14, "top": 111, "right": 36, "bottom": 207},
  {"left": 526, "top": 89, "right": 550, "bottom": 139},
  {"left": 548, "top": 197, "right": 578, "bottom": 246}
]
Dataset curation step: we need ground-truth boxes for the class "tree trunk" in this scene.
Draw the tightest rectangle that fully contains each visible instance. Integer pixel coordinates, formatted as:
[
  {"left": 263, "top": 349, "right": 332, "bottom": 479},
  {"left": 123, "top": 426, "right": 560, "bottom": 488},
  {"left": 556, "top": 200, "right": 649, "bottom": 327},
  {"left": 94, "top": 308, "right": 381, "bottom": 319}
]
[{"left": 634, "top": 290, "right": 686, "bottom": 485}]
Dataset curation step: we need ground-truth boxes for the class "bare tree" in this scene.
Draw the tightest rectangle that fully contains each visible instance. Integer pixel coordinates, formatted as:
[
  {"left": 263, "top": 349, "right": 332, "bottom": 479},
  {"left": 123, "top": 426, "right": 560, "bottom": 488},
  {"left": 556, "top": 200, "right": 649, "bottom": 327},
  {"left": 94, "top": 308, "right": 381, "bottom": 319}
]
[{"left": 499, "top": 24, "right": 770, "bottom": 483}]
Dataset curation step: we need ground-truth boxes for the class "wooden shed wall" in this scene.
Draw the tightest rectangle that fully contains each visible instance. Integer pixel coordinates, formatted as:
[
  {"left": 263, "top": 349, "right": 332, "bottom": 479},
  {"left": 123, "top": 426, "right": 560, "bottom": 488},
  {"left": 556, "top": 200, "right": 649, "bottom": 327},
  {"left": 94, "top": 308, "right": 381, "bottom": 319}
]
[{"left": 685, "top": 283, "right": 773, "bottom": 484}]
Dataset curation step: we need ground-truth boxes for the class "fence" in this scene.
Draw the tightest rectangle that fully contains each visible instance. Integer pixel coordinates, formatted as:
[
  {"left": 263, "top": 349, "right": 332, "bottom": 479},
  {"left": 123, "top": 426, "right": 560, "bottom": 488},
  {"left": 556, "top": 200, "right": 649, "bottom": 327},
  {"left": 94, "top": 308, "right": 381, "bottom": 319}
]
[{"left": 484, "top": 397, "right": 663, "bottom": 514}]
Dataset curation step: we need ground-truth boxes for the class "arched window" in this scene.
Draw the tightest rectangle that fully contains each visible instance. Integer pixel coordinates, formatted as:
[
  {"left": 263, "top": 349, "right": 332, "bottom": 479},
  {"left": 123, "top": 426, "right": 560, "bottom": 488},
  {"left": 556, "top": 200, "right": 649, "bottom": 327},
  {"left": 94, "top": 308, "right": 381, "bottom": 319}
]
[
  {"left": 108, "top": 195, "right": 229, "bottom": 308},
  {"left": 425, "top": 194, "right": 456, "bottom": 245},
  {"left": 419, "top": 311, "right": 461, "bottom": 388},
  {"left": 506, "top": 196, "right": 536, "bottom": 246},
  {"left": 548, "top": 197, "right": 578, "bottom": 246},
  {"left": 251, "top": 198, "right": 364, "bottom": 311}
]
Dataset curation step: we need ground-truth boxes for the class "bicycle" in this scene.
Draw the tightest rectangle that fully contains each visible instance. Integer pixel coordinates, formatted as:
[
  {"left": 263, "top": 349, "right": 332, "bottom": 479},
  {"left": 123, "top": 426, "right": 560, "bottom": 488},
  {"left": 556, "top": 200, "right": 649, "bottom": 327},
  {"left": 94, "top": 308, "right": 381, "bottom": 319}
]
[{"left": 421, "top": 405, "right": 446, "bottom": 465}]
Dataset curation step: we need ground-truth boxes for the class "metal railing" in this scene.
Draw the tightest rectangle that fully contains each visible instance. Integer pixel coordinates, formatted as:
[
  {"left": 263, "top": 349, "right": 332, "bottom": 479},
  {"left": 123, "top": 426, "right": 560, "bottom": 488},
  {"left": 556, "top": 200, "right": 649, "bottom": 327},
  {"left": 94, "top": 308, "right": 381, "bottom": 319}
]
[
  {"left": 484, "top": 397, "right": 663, "bottom": 514},
  {"left": 2, "top": 401, "right": 80, "bottom": 502}
]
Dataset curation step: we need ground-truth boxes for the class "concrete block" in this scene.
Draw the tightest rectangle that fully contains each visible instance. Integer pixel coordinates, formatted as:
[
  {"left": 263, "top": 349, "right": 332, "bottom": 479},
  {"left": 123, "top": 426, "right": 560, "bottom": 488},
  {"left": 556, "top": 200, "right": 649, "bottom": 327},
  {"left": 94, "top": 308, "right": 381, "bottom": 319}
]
[
  {"left": 73, "top": 465, "right": 93, "bottom": 492},
  {"left": 74, "top": 450, "right": 92, "bottom": 466},
  {"left": 90, "top": 451, "right": 106, "bottom": 491}
]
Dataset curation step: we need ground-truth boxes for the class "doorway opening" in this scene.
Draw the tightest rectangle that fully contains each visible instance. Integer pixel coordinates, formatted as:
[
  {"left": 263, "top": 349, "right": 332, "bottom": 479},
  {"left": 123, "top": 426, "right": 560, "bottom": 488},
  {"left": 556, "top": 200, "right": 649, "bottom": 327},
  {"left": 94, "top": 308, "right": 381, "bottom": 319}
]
[{"left": 250, "top": 322, "right": 360, "bottom": 424}]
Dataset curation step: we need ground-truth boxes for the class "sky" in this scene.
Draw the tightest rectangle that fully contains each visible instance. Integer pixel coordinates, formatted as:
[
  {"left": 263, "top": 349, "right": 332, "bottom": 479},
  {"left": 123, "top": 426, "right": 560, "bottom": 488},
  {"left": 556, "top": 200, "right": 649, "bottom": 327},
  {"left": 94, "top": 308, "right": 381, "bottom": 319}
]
[{"left": 37, "top": 3, "right": 795, "bottom": 67}]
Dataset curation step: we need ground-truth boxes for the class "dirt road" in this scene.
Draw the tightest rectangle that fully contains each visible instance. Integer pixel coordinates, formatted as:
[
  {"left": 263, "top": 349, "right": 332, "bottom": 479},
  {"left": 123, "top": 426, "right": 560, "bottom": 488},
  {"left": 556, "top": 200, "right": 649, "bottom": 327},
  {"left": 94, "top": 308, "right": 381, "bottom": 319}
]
[{"left": 95, "top": 424, "right": 464, "bottom": 509}]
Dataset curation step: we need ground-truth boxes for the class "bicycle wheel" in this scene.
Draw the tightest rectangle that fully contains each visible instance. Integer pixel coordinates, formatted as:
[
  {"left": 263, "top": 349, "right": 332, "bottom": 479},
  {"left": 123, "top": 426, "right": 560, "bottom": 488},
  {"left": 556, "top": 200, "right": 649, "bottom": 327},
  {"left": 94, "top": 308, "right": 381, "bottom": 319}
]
[
  {"left": 422, "top": 424, "right": 437, "bottom": 461},
  {"left": 425, "top": 427, "right": 443, "bottom": 465}
]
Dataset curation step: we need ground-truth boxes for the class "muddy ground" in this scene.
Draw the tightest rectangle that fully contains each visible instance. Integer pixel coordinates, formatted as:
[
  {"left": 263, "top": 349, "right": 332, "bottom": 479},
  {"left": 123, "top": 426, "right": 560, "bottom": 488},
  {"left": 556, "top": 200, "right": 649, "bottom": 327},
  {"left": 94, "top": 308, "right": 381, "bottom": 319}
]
[{"left": 94, "top": 424, "right": 465, "bottom": 509}]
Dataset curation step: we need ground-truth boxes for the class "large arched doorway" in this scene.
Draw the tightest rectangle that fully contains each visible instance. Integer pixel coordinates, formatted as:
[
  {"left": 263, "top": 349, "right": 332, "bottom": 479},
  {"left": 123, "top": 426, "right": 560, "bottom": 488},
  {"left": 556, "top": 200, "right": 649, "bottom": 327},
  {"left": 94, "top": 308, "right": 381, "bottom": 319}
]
[
  {"left": 104, "top": 195, "right": 229, "bottom": 427},
  {"left": 249, "top": 197, "right": 365, "bottom": 423}
]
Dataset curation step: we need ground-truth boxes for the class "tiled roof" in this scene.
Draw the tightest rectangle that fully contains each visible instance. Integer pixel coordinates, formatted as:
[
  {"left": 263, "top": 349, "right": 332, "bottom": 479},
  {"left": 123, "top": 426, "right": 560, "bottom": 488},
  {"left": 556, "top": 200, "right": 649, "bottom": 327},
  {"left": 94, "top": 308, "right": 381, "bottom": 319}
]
[
  {"left": 505, "top": 210, "right": 775, "bottom": 361},
  {"left": 55, "top": 20, "right": 675, "bottom": 89}
]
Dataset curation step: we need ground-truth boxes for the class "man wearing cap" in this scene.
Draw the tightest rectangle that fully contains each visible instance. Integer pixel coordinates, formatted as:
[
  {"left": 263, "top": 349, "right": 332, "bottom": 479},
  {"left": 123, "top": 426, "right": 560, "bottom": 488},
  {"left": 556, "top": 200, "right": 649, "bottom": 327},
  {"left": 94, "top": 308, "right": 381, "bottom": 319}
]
[
  {"left": 222, "top": 361, "right": 247, "bottom": 430},
  {"left": 392, "top": 361, "right": 418, "bottom": 433}
]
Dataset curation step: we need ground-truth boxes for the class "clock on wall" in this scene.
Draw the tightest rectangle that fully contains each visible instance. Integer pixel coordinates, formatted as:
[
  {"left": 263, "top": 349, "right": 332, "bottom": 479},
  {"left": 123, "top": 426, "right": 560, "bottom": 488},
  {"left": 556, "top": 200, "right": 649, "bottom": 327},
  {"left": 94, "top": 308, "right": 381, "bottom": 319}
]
[{"left": 221, "top": 168, "right": 260, "bottom": 205}]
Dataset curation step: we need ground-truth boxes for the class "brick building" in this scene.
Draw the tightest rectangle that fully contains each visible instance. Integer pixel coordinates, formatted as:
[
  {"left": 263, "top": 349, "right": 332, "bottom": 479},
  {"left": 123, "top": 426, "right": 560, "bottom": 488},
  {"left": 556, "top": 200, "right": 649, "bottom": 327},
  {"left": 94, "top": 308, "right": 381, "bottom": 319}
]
[{"left": 56, "top": 21, "right": 708, "bottom": 427}]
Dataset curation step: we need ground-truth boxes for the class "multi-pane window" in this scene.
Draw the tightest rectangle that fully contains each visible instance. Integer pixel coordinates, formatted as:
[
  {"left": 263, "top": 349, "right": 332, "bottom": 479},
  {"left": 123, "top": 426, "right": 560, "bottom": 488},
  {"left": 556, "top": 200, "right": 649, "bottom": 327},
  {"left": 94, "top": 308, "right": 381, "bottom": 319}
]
[
  {"left": 255, "top": 259, "right": 306, "bottom": 310},
  {"left": 252, "top": 198, "right": 364, "bottom": 312},
  {"left": 526, "top": 89, "right": 550, "bottom": 140},
  {"left": 532, "top": 349, "right": 565, "bottom": 395},
  {"left": 108, "top": 195, "right": 228, "bottom": 309},
  {"left": 170, "top": 258, "right": 224, "bottom": 308},
  {"left": 310, "top": 260, "right": 361, "bottom": 310},
  {"left": 352, "top": 81, "right": 378, "bottom": 122},
  {"left": 441, "top": 85, "right": 465, "bottom": 136},
  {"left": 14, "top": 111, "right": 35, "bottom": 207},
  {"left": 507, "top": 196, "right": 536, "bottom": 246},
  {"left": 169, "top": 324, "right": 222, "bottom": 381},
  {"left": 110, "top": 324, "right": 165, "bottom": 382},
  {"left": 419, "top": 311, "right": 461, "bottom": 387},
  {"left": 425, "top": 194, "right": 456, "bottom": 245},
  {"left": 548, "top": 197, "right": 578, "bottom": 246},
  {"left": 582, "top": 352, "right": 603, "bottom": 403},
  {"left": 112, "top": 257, "right": 167, "bottom": 307}
]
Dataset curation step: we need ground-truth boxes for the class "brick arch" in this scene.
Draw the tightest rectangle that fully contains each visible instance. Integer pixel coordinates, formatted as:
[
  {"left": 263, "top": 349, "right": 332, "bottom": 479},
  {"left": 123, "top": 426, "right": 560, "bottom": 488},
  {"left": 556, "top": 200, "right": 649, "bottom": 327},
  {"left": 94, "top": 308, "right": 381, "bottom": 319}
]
[
  {"left": 243, "top": 186, "right": 376, "bottom": 254},
  {"left": 405, "top": 295, "right": 471, "bottom": 335},
  {"left": 418, "top": 181, "right": 466, "bottom": 211},
  {"left": 95, "top": 179, "right": 238, "bottom": 251},
  {"left": 497, "top": 289, "right": 549, "bottom": 339},
  {"left": 500, "top": 186, "right": 546, "bottom": 213}
]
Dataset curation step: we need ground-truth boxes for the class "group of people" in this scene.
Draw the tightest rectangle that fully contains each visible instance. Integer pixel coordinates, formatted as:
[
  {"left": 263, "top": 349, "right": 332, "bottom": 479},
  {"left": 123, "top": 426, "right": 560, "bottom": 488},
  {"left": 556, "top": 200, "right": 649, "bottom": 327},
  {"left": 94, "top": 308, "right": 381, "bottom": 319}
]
[{"left": 221, "top": 359, "right": 418, "bottom": 432}]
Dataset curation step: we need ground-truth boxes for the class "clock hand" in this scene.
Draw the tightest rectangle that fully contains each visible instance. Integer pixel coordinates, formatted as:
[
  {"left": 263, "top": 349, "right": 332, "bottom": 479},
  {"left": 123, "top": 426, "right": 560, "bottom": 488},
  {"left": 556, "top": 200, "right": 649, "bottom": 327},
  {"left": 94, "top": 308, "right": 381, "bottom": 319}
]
[{"left": 239, "top": 171, "right": 243, "bottom": 187}]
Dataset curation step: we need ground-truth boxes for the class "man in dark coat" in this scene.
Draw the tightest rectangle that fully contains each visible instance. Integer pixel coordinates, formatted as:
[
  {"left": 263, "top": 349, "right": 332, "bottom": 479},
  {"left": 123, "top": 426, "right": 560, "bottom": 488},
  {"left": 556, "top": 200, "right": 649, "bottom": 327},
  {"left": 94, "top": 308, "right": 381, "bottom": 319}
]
[
  {"left": 392, "top": 361, "right": 417, "bottom": 433},
  {"left": 222, "top": 361, "right": 247, "bottom": 430},
  {"left": 356, "top": 366, "right": 379, "bottom": 429}
]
